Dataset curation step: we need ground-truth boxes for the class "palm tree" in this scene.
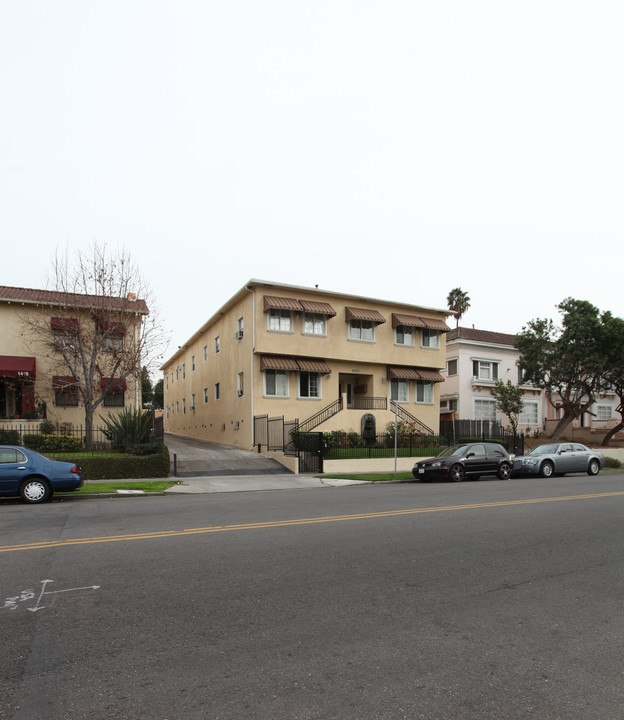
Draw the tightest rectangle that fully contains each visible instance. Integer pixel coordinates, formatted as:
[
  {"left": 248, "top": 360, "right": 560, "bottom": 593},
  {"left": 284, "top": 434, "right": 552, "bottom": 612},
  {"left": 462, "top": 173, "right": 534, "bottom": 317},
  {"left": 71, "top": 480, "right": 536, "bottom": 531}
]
[{"left": 447, "top": 288, "right": 470, "bottom": 327}]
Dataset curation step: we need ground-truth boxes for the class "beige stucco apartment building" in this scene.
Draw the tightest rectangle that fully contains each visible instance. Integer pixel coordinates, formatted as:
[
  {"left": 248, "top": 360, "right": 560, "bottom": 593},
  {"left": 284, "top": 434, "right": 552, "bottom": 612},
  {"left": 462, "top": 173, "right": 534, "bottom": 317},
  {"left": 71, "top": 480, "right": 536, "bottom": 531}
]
[
  {"left": 0, "top": 285, "right": 146, "bottom": 429},
  {"left": 162, "top": 280, "right": 452, "bottom": 448}
]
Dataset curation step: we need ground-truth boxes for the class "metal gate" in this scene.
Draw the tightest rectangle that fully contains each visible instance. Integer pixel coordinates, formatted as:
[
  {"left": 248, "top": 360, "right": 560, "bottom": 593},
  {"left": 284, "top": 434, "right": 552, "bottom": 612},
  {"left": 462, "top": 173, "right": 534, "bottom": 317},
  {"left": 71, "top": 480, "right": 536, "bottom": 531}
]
[{"left": 297, "top": 432, "right": 324, "bottom": 473}]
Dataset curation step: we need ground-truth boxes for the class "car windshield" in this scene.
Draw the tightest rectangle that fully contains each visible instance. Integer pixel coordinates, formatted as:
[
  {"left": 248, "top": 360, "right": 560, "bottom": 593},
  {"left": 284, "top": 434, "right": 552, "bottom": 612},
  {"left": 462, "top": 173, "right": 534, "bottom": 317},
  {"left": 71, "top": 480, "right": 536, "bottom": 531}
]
[
  {"left": 437, "top": 445, "right": 467, "bottom": 458},
  {"left": 528, "top": 444, "right": 559, "bottom": 456}
]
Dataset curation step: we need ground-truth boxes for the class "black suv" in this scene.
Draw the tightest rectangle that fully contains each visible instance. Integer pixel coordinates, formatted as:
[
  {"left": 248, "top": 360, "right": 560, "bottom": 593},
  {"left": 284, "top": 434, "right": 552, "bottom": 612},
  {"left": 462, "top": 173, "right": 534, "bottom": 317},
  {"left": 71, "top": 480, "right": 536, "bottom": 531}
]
[{"left": 413, "top": 443, "right": 512, "bottom": 482}]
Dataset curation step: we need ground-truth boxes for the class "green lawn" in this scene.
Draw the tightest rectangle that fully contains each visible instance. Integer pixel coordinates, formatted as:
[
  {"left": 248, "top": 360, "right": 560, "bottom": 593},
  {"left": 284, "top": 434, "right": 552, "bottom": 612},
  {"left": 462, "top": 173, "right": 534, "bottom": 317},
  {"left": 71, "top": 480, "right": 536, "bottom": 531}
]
[{"left": 58, "top": 481, "right": 179, "bottom": 495}]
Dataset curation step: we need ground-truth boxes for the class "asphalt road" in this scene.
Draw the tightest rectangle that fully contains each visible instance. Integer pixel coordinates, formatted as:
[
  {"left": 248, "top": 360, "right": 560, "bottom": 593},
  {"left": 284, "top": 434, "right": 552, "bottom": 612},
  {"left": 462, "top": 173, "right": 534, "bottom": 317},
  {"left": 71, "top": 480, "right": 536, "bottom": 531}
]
[{"left": 2, "top": 472, "right": 624, "bottom": 719}]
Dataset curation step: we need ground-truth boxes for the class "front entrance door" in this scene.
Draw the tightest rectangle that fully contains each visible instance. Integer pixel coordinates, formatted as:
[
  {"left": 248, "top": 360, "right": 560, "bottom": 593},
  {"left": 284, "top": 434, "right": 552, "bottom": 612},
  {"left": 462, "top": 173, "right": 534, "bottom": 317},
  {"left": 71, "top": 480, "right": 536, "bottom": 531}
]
[{"left": 339, "top": 380, "right": 354, "bottom": 408}]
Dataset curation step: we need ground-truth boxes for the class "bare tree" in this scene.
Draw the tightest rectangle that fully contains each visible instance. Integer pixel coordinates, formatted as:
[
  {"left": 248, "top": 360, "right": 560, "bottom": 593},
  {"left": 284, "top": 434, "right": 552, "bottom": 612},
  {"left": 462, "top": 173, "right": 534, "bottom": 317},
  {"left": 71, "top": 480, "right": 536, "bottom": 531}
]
[{"left": 19, "top": 244, "right": 168, "bottom": 445}]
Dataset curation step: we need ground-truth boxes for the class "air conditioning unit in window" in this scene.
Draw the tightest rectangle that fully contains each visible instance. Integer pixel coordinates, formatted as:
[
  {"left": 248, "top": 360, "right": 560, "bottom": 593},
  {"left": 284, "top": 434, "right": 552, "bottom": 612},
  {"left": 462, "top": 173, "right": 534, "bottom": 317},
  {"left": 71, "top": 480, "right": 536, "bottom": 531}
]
[
  {"left": 234, "top": 330, "right": 244, "bottom": 340},
  {"left": 237, "top": 389, "right": 244, "bottom": 397}
]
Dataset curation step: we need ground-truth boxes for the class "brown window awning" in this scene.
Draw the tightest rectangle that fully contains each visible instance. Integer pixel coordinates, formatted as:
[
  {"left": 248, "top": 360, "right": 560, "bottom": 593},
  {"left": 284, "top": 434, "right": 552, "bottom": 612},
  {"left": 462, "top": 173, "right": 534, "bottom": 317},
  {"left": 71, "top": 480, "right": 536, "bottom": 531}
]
[
  {"left": 296, "top": 358, "right": 332, "bottom": 374},
  {"left": 392, "top": 313, "right": 450, "bottom": 332},
  {"left": 260, "top": 355, "right": 300, "bottom": 372},
  {"left": 260, "top": 355, "right": 331, "bottom": 374},
  {"left": 0, "top": 355, "right": 36, "bottom": 380},
  {"left": 299, "top": 300, "right": 337, "bottom": 317},
  {"left": 263, "top": 295, "right": 303, "bottom": 312},
  {"left": 387, "top": 366, "right": 444, "bottom": 382},
  {"left": 345, "top": 307, "right": 386, "bottom": 324}
]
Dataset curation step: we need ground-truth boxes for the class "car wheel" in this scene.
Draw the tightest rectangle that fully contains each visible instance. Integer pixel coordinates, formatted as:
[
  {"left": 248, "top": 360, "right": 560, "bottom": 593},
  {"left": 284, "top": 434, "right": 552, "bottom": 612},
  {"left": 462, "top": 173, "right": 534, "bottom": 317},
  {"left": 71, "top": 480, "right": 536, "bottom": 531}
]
[
  {"left": 20, "top": 477, "right": 52, "bottom": 504},
  {"left": 498, "top": 462, "right": 512, "bottom": 480},
  {"left": 540, "top": 461, "right": 554, "bottom": 478},
  {"left": 449, "top": 464, "right": 465, "bottom": 482},
  {"left": 587, "top": 459, "right": 600, "bottom": 476}
]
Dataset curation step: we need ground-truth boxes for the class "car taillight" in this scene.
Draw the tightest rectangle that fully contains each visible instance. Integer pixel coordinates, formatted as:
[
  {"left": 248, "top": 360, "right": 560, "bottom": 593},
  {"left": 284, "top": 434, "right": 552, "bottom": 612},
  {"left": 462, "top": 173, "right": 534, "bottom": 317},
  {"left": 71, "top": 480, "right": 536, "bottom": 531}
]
[{"left": 71, "top": 466, "right": 81, "bottom": 474}]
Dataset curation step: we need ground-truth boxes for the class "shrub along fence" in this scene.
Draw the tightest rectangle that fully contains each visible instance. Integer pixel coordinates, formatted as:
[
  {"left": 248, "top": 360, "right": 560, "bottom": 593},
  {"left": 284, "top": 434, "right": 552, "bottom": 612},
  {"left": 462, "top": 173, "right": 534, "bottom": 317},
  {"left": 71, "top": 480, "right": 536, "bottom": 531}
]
[{"left": 290, "top": 430, "right": 522, "bottom": 460}]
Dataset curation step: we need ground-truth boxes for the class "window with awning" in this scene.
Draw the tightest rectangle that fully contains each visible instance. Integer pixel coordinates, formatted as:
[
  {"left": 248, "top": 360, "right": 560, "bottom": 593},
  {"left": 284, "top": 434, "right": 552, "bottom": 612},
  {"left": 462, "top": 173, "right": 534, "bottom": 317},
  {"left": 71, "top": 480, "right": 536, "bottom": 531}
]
[
  {"left": 345, "top": 307, "right": 386, "bottom": 324},
  {"left": 53, "top": 376, "right": 79, "bottom": 407},
  {"left": 387, "top": 366, "right": 444, "bottom": 382},
  {"left": 391, "top": 313, "right": 450, "bottom": 332},
  {"left": 0, "top": 355, "right": 36, "bottom": 380},
  {"left": 259, "top": 355, "right": 331, "bottom": 374}
]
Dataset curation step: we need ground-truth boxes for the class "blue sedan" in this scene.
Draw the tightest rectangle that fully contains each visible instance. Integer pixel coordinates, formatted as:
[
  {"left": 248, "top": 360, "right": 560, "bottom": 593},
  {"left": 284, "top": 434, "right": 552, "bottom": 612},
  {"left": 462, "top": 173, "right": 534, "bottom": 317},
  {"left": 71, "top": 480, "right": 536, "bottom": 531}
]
[{"left": 0, "top": 445, "right": 82, "bottom": 503}]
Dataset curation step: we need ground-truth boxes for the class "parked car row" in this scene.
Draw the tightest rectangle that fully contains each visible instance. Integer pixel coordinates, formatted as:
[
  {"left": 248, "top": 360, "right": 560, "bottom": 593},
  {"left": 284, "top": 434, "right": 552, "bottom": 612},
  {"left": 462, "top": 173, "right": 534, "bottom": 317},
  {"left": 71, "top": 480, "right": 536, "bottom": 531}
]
[{"left": 412, "top": 442, "right": 605, "bottom": 483}]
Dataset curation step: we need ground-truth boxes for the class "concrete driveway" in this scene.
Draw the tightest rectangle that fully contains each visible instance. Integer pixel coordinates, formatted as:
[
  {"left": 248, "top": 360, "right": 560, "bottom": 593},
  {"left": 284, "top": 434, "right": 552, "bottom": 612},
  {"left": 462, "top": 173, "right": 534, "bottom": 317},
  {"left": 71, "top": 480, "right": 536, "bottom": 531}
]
[{"left": 165, "top": 433, "right": 293, "bottom": 477}]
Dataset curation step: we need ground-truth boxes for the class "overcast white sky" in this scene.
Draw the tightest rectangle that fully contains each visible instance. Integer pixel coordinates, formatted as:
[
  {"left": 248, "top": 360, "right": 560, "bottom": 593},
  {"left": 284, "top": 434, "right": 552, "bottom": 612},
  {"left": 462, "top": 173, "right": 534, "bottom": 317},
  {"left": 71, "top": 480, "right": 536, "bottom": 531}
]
[{"left": 2, "top": 1, "right": 623, "bottom": 365}]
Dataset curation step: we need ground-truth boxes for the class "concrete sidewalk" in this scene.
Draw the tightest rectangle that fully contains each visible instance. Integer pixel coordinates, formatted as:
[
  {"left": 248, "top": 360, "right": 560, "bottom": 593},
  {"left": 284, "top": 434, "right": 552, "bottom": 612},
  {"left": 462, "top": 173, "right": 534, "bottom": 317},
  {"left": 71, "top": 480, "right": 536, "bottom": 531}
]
[{"left": 164, "top": 474, "right": 369, "bottom": 493}]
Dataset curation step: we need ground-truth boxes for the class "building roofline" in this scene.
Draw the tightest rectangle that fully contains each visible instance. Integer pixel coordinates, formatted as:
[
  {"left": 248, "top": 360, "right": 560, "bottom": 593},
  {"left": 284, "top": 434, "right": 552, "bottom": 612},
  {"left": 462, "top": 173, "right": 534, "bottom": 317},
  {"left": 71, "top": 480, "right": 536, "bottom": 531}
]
[
  {"left": 162, "top": 278, "right": 455, "bottom": 368},
  {"left": 446, "top": 326, "right": 518, "bottom": 348},
  {"left": 0, "top": 285, "right": 149, "bottom": 314}
]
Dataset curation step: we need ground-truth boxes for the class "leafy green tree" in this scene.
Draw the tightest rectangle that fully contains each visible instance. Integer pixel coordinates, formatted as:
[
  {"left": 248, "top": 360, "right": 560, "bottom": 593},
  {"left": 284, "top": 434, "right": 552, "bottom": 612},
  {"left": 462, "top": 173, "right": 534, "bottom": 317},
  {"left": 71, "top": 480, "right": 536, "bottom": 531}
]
[
  {"left": 447, "top": 288, "right": 470, "bottom": 327},
  {"left": 490, "top": 380, "right": 525, "bottom": 435},
  {"left": 141, "top": 366, "right": 153, "bottom": 408},
  {"left": 152, "top": 378, "right": 164, "bottom": 409},
  {"left": 600, "top": 314, "right": 624, "bottom": 446},
  {"left": 515, "top": 298, "right": 612, "bottom": 442}
]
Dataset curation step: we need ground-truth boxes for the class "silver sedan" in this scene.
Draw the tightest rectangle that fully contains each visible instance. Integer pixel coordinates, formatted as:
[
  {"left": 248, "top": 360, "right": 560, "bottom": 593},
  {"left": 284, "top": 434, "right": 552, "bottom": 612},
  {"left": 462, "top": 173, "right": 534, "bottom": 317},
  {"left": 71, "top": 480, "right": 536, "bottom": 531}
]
[{"left": 512, "top": 442, "right": 605, "bottom": 478}]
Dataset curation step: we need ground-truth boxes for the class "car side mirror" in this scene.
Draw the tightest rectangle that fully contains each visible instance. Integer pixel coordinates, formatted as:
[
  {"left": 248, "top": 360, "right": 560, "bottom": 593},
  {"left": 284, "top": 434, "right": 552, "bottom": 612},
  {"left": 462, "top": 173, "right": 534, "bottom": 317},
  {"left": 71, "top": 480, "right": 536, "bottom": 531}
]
[{"left": 466, "top": 452, "right": 475, "bottom": 458}]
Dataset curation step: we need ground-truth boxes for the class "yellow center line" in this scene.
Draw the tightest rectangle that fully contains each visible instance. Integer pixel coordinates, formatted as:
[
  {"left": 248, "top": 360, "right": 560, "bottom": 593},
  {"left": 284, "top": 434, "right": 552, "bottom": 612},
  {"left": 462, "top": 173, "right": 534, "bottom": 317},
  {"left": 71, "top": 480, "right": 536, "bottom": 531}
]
[{"left": 3, "top": 490, "right": 624, "bottom": 553}]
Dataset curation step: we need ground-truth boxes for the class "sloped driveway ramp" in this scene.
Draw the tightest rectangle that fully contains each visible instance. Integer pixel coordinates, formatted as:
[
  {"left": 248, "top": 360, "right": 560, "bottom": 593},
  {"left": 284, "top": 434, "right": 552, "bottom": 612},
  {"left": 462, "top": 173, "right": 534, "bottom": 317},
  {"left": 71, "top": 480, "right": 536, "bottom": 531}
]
[{"left": 165, "top": 434, "right": 293, "bottom": 477}]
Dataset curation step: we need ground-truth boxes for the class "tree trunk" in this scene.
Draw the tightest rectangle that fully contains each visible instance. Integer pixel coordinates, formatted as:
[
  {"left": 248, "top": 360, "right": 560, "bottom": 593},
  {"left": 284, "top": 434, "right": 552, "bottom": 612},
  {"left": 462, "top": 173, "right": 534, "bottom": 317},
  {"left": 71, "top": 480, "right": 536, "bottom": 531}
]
[
  {"left": 84, "top": 406, "right": 95, "bottom": 450},
  {"left": 549, "top": 399, "right": 595, "bottom": 442},
  {"left": 601, "top": 421, "right": 624, "bottom": 447}
]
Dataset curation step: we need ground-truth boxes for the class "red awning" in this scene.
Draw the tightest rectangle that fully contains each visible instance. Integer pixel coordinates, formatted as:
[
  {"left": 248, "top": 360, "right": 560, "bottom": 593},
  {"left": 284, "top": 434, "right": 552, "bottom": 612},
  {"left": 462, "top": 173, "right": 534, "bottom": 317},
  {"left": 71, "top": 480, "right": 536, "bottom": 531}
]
[
  {"left": 0, "top": 355, "right": 36, "bottom": 380},
  {"left": 259, "top": 355, "right": 300, "bottom": 372},
  {"left": 51, "top": 317, "right": 78, "bottom": 330},
  {"left": 263, "top": 295, "right": 303, "bottom": 312},
  {"left": 52, "top": 375, "right": 79, "bottom": 388},
  {"left": 100, "top": 377, "right": 128, "bottom": 390}
]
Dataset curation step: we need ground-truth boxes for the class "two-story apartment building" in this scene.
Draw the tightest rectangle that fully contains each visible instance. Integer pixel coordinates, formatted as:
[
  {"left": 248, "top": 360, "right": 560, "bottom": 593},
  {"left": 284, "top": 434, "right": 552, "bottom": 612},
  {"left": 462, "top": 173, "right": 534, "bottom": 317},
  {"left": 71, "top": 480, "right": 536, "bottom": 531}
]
[
  {"left": 440, "top": 327, "right": 620, "bottom": 437},
  {"left": 440, "top": 327, "right": 544, "bottom": 431},
  {"left": 162, "top": 280, "right": 452, "bottom": 448},
  {"left": 0, "top": 285, "right": 146, "bottom": 428}
]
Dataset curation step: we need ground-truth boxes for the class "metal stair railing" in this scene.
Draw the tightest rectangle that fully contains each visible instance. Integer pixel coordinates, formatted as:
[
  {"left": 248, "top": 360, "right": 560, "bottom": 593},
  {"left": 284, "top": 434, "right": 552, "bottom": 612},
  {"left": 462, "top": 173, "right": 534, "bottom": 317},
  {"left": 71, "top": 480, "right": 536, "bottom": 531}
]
[
  {"left": 297, "top": 397, "right": 343, "bottom": 432},
  {"left": 389, "top": 399, "right": 435, "bottom": 436}
]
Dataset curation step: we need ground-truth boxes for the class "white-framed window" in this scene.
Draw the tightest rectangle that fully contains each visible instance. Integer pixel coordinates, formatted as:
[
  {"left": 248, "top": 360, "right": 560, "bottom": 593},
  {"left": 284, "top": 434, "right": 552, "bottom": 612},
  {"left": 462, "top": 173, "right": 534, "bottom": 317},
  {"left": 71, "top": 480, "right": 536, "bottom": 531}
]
[
  {"left": 299, "top": 371, "right": 320, "bottom": 398},
  {"left": 395, "top": 325, "right": 414, "bottom": 346},
  {"left": 421, "top": 329, "right": 439, "bottom": 348},
  {"left": 415, "top": 381, "right": 433, "bottom": 403},
  {"left": 191, "top": 356, "right": 195, "bottom": 371},
  {"left": 349, "top": 319, "right": 375, "bottom": 342},
  {"left": 235, "top": 316, "right": 244, "bottom": 340},
  {"left": 237, "top": 372, "right": 244, "bottom": 397},
  {"left": 203, "top": 345, "right": 208, "bottom": 362},
  {"left": 214, "top": 382, "right": 220, "bottom": 400},
  {"left": 303, "top": 313, "right": 326, "bottom": 336},
  {"left": 447, "top": 359, "right": 458, "bottom": 376},
  {"left": 166, "top": 405, "right": 170, "bottom": 419},
  {"left": 176, "top": 401, "right": 179, "bottom": 414},
  {"left": 474, "top": 398, "right": 497, "bottom": 421},
  {"left": 519, "top": 400, "right": 539, "bottom": 425},
  {"left": 191, "top": 394, "right": 195, "bottom": 410},
  {"left": 182, "top": 363, "right": 186, "bottom": 379},
  {"left": 203, "top": 388, "right": 208, "bottom": 404},
  {"left": 390, "top": 379, "right": 409, "bottom": 402},
  {"left": 449, "top": 398, "right": 458, "bottom": 412},
  {"left": 473, "top": 360, "right": 499, "bottom": 381},
  {"left": 268, "top": 309, "right": 292, "bottom": 332},
  {"left": 182, "top": 398, "right": 186, "bottom": 415},
  {"left": 596, "top": 405, "right": 612, "bottom": 421},
  {"left": 214, "top": 336, "right": 220, "bottom": 354},
  {"left": 264, "top": 369, "right": 289, "bottom": 397}
]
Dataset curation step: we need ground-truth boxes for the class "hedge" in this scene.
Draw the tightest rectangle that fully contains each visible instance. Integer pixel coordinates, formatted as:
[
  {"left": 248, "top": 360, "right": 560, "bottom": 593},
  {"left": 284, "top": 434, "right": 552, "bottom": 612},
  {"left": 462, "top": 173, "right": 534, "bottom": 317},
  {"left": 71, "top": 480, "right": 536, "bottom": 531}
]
[
  {"left": 23, "top": 433, "right": 84, "bottom": 453},
  {"left": 78, "top": 446, "right": 170, "bottom": 480}
]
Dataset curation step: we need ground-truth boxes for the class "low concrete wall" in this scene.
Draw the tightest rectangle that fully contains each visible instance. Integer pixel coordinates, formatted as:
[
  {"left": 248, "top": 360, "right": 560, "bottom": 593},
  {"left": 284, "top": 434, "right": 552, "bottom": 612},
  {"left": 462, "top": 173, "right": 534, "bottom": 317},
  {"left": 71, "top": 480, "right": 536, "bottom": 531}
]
[{"left": 323, "top": 456, "right": 429, "bottom": 474}]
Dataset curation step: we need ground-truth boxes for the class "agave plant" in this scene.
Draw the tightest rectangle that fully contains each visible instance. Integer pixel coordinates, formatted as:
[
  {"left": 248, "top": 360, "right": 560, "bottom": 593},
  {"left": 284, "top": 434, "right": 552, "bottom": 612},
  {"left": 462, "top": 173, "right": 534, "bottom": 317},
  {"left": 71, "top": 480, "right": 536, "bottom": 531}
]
[{"left": 102, "top": 407, "right": 153, "bottom": 451}]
